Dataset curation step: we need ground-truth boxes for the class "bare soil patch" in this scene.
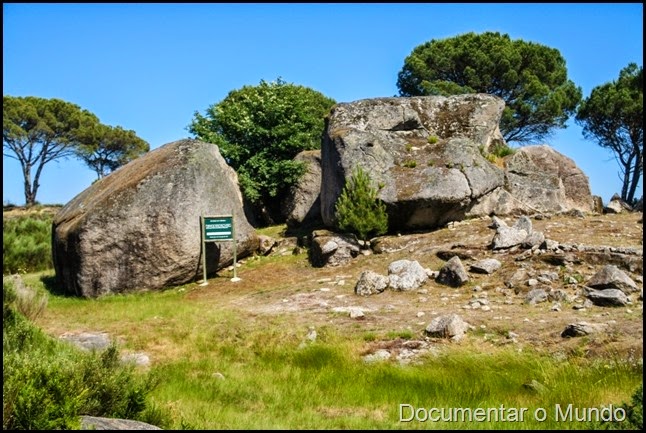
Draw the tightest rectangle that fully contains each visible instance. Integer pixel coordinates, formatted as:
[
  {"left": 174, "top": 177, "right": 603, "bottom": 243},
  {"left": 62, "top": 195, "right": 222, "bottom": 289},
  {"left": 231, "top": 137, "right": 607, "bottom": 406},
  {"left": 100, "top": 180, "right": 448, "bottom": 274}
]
[{"left": 186, "top": 211, "right": 643, "bottom": 361}]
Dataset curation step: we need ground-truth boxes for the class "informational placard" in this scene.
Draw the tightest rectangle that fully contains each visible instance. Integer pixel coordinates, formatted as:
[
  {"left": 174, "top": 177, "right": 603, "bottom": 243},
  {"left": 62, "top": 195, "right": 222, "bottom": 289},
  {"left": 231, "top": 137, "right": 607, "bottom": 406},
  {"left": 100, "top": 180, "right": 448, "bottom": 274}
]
[
  {"left": 200, "top": 214, "right": 240, "bottom": 284},
  {"left": 204, "top": 216, "right": 233, "bottom": 241}
]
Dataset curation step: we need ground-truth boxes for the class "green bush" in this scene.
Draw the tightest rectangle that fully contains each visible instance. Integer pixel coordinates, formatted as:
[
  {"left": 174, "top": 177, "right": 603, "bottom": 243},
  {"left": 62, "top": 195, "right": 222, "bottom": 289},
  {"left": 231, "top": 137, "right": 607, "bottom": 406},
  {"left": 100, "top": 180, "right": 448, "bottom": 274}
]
[
  {"left": 490, "top": 143, "right": 516, "bottom": 158},
  {"left": 594, "top": 384, "right": 643, "bottom": 430},
  {"left": 3, "top": 214, "right": 54, "bottom": 274},
  {"left": 3, "top": 278, "right": 166, "bottom": 430},
  {"left": 335, "top": 166, "right": 388, "bottom": 242}
]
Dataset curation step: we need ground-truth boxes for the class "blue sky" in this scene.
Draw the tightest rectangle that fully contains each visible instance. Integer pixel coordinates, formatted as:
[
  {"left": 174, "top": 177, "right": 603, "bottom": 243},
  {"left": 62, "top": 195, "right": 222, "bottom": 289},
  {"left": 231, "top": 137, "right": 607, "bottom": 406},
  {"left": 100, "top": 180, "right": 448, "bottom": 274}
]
[{"left": 3, "top": 3, "right": 643, "bottom": 206}]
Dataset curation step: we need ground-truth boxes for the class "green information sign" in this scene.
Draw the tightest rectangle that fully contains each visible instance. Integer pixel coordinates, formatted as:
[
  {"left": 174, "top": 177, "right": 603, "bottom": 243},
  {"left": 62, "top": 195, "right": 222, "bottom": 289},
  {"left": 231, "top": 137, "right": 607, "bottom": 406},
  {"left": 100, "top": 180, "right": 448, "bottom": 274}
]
[
  {"left": 204, "top": 216, "right": 233, "bottom": 241},
  {"left": 200, "top": 214, "right": 240, "bottom": 285}
]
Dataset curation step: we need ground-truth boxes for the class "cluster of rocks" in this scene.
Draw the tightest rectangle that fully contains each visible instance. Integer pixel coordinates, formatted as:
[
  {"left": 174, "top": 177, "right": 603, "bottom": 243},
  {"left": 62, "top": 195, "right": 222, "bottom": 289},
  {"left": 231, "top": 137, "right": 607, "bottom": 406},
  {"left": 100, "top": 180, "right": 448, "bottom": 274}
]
[
  {"left": 346, "top": 213, "right": 642, "bottom": 348},
  {"left": 49, "top": 94, "right": 642, "bottom": 298}
]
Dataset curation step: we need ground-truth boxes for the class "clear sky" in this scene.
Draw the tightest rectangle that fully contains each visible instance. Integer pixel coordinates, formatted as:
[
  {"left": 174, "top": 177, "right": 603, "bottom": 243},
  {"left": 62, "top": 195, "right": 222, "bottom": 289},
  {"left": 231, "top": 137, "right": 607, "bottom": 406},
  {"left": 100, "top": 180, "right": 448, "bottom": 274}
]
[{"left": 3, "top": 3, "right": 643, "bottom": 207}]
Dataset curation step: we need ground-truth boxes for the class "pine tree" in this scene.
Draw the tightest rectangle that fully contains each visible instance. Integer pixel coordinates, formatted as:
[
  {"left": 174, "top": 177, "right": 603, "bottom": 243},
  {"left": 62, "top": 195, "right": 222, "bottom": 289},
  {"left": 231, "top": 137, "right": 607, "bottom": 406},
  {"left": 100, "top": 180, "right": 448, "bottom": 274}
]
[{"left": 334, "top": 166, "right": 388, "bottom": 243}]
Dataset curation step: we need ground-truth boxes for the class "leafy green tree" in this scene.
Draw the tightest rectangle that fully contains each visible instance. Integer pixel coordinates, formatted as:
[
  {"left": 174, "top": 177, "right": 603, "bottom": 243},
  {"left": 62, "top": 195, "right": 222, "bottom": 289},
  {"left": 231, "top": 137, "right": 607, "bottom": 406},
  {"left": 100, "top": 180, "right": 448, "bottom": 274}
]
[
  {"left": 397, "top": 31, "right": 582, "bottom": 145},
  {"left": 3, "top": 96, "right": 100, "bottom": 206},
  {"left": 75, "top": 123, "right": 150, "bottom": 179},
  {"left": 188, "top": 77, "right": 336, "bottom": 224},
  {"left": 575, "top": 63, "right": 643, "bottom": 204},
  {"left": 334, "top": 166, "right": 388, "bottom": 243}
]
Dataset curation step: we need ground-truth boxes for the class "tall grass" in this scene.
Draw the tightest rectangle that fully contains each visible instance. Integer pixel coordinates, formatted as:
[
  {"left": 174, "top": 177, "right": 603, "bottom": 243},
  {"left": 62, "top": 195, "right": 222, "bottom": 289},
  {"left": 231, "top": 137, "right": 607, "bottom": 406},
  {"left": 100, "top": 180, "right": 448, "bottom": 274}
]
[
  {"left": 2, "top": 277, "right": 168, "bottom": 430},
  {"left": 25, "top": 269, "right": 640, "bottom": 430},
  {"left": 3, "top": 213, "right": 53, "bottom": 274},
  {"left": 148, "top": 334, "right": 641, "bottom": 429}
]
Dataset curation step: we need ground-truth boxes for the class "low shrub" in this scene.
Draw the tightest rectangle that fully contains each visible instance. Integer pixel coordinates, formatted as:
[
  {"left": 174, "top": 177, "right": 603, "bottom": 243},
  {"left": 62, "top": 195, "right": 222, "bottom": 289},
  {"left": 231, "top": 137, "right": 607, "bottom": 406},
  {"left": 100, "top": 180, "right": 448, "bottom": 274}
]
[
  {"left": 2, "top": 278, "right": 167, "bottom": 430},
  {"left": 3, "top": 214, "right": 54, "bottom": 274}
]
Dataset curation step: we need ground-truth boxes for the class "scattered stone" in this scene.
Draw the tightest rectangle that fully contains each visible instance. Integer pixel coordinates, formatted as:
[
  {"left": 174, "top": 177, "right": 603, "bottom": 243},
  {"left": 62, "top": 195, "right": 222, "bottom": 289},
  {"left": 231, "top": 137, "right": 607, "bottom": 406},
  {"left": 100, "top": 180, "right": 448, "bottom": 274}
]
[
  {"left": 80, "top": 416, "right": 162, "bottom": 430},
  {"left": 362, "top": 349, "right": 391, "bottom": 363},
  {"left": 587, "top": 265, "right": 639, "bottom": 294},
  {"left": 469, "top": 258, "right": 502, "bottom": 274},
  {"left": 424, "top": 314, "right": 470, "bottom": 341},
  {"left": 310, "top": 230, "right": 361, "bottom": 267},
  {"left": 583, "top": 287, "right": 630, "bottom": 307},
  {"left": 120, "top": 352, "right": 150, "bottom": 367},
  {"left": 387, "top": 259, "right": 429, "bottom": 291},
  {"left": 491, "top": 225, "right": 528, "bottom": 250},
  {"left": 523, "top": 380, "right": 548, "bottom": 394},
  {"left": 525, "top": 289, "right": 548, "bottom": 305},
  {"left": 561, "top": 322, "right": 608, "bottom": 338},
  {"left": 349, "top": 307, "right": 365, "bottom": 319},
  {"left": 436, "top": 256, "right": 469, "bottom": 287},
  {"left": 59, "top": 332, "right": 111, "bottom": 351}
]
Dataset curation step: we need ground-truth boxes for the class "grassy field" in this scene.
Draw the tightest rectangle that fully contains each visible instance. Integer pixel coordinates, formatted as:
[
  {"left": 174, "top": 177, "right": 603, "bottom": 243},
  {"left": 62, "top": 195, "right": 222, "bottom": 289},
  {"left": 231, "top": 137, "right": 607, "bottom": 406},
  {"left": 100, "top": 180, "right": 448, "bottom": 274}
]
[
  {"left": 22, "top": 265, "right": 641, "bottom": 430},
  {"left": 4, "top": 207, "right": 643, "bottom": 429}
]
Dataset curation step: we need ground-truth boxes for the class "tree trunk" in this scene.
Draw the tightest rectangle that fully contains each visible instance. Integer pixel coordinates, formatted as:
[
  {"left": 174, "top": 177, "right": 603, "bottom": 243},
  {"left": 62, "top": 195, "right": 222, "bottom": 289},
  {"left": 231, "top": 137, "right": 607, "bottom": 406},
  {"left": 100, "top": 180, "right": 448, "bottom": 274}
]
[{"left": 626, "top": 158, "right": 642, "bottom": 204}]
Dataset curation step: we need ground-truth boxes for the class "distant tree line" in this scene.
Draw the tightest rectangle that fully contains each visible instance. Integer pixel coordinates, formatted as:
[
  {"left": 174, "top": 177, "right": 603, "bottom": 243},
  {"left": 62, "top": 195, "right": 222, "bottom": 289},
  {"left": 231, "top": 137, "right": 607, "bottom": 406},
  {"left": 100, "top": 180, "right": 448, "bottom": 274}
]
[
  {"left": 4, "top": 31, "right": 642, "bottom": 216},
  {"left": 3, "top": 96, "right": 149, "bottom": 207}
]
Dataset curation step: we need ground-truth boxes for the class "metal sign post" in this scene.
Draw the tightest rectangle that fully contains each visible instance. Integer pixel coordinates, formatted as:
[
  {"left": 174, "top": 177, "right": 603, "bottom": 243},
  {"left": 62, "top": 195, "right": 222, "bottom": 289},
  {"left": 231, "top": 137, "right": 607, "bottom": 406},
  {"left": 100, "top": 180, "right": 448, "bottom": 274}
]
[{"left": 200, "top": 214, "right": 240, "bottom": 284}]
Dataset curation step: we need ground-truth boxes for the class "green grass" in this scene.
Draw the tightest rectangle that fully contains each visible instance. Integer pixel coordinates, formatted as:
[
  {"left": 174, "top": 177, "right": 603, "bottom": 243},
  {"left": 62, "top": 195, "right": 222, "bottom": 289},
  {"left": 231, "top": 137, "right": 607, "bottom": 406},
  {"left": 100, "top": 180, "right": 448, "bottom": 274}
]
[
  {"left": 3, "top": 213, "right": 54, "bottom": 274},
  {"left": 3, "top": 277, "right": 166, "bottom": 430},
  {"left": 23, "top": 269, "right": 640, "bottom": 430},
  {"left": 5, "top": 214, "right": 642, "bottom": 431}
]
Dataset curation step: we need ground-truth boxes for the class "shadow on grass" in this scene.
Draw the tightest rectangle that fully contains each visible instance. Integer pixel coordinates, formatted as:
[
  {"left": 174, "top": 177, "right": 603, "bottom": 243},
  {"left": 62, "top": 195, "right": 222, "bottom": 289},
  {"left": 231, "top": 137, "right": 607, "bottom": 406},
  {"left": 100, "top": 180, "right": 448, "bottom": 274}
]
[{"left": 40, "top": 273, "right": 73, "bottom": 297}]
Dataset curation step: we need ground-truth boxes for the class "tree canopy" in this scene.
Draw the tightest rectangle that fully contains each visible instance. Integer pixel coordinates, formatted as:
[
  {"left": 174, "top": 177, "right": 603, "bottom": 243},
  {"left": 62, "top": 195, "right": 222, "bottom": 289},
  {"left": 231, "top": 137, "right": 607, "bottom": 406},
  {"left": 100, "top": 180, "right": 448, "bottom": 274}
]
[
  {"left": 187, "top": 77, "right": 336, "bottom": 224},
  {"left": 75, "top": 124, "right": 149, "bottom": 180},
  {"left": 3, "top": 96, "right": 99, "bottom": 206},
  {"left": 3, "top": 95, "right": 149, "bottom": 206},
  {"left": 396, "top": 31, "right": 582, "bottom": 145},
  {"left": 576, "top": 63, "right": 643, "bottom": 204}
]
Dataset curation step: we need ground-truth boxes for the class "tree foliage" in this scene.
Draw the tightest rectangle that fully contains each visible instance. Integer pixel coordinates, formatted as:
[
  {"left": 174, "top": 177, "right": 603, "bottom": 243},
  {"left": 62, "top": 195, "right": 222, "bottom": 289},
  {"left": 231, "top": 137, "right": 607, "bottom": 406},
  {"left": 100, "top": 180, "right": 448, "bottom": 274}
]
[
  {"left": 575, "top": 63, "right": 643, "bottom": 204},
  {"left": 334, "top": 166, "right": 388, "bottom": 242},
  {"left": 3, "top": 96, "right": 99, "bottom": 206},
  {"left": 396, "top": 31, "right": 582, "bottom": 145},
  {"left": 187, "top": 77, "right": 336, "bottom": 223},
  {"left": 75, "top": 124, "right": 150, "bottom": 179},
  {"left": 3, "top": 95, "right": 149, "bottom": 205}
]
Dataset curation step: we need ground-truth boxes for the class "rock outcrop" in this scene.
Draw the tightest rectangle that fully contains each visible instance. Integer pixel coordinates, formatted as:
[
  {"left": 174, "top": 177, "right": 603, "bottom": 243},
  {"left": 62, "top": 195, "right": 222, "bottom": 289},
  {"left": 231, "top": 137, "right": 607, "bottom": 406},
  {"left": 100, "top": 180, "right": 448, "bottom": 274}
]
[
  {"left": 464, "top": 145, "right": 595, "bottom": 216},
  {"left": 52, "top": 139, "right": 259, "bottom": 297},
  {"left": 320, "top": 95, "right": 594, "bottom": 232},
  {"left": 281, "top": 150, "right": 323, "bottom": 229},
  {"left": 321, "top": 94, "right": 507, "bottom": 230}
]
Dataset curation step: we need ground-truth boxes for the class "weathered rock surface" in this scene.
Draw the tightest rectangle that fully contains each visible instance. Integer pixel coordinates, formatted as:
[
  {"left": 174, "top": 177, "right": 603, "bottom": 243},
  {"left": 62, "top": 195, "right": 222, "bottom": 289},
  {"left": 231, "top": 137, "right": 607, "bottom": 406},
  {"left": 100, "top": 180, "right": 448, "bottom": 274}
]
[
  {"left": 561, "top": 322, "right": 609, "bottom": 338},
  {"left": 80, "top": 416, "right": 162, "bottom": 430},
  {"left": 387, "top": 259, "right": 429, "bottom": 291},
  {"left": 436, "top": 256, "right": 469, "bottom": 287},
  {"left": 52, "top": 139, "right": 259, "bottom": 297},
  {"left": 424, "top": 314, "right": 470, "bottom": 341},
  {"left": 495, "top": 145, "right": 594, "bottom": 214},
  {"left": 355, "top": 270, "right": 389, "bottom": 296},
  {"left": 586, "top": 265, "right": 639, "bottom": 294},
  {"left": 309, "top": 230, "right": 361, "bottom": 267},
  {"left": 583, "top": 287, "right": 630, "bottom": 307},
  {"left": 281, "top": 150, "right": 323, "bottom": 228},
  {"left": 321, "top": 94, "right": 507, "bottom": 230},
  {"left": 320, "top": 95, "right": 594, "bottom": 232},
  {"left": 469, "top": 258, "right": 502, "bottom": 274}
]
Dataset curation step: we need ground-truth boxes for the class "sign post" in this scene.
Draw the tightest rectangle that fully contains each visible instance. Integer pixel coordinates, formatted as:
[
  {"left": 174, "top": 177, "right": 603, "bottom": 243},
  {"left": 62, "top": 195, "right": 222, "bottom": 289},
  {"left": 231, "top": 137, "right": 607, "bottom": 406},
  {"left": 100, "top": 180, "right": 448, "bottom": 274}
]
[{"left": 200, "top": 214, "right": 240, "bottom": 285}]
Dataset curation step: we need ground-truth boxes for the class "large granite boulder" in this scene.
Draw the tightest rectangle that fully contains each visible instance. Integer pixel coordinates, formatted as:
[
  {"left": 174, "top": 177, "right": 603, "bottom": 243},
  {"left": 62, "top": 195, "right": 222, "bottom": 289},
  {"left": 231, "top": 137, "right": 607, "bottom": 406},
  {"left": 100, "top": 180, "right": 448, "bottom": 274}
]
[
  {"left": 52, "top": 139, "right": 259, "bottom": 297},
  {"left": 468, "top": 145, "right": 594, "bottom": 216},
  {"left": 321, "top": 94, "right": 507, "bottom": 230},
  {"left": 320, "top": 95, "right": 595, "bottom": 232},
  {"left": 281, "top": 150, "right": 323, "bottom": 229}
]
